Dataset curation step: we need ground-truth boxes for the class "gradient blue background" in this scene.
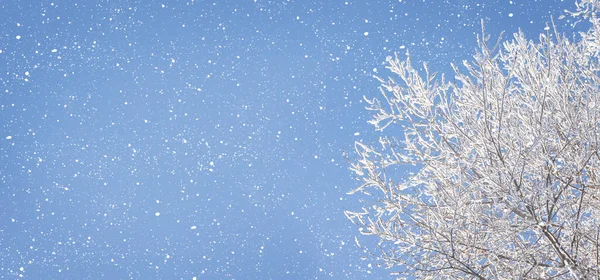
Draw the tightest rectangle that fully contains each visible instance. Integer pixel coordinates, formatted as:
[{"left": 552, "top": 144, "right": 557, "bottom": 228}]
[{"left": 0, "top": 1, "right": 579, "bottom": 279}]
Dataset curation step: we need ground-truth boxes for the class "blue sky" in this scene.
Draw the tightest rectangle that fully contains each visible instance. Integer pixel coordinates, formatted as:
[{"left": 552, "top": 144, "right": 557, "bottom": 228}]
[{"left": 0, "top": 0, "right": 579, "bottom": 279}]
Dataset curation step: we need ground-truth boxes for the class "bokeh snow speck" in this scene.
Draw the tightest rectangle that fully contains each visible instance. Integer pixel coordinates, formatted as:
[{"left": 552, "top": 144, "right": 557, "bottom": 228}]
[{"left": 0, "top": 0, "right": 576, "bottom": 279}]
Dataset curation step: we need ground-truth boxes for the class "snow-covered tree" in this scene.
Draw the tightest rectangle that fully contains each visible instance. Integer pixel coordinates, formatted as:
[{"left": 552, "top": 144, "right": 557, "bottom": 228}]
[{"left": 346, "top": 1, "right": 600, "bottom": 279}]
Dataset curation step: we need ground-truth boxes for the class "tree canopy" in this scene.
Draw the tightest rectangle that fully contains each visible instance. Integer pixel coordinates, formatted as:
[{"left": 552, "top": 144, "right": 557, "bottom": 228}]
[{"left": 347, "top": 1, "right": 600, "bottom": 278}]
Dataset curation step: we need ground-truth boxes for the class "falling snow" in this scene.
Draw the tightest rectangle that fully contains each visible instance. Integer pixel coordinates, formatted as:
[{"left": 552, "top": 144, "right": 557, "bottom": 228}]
[{"left": 0, "top": 1, "right": 578, "bottom": 279}]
